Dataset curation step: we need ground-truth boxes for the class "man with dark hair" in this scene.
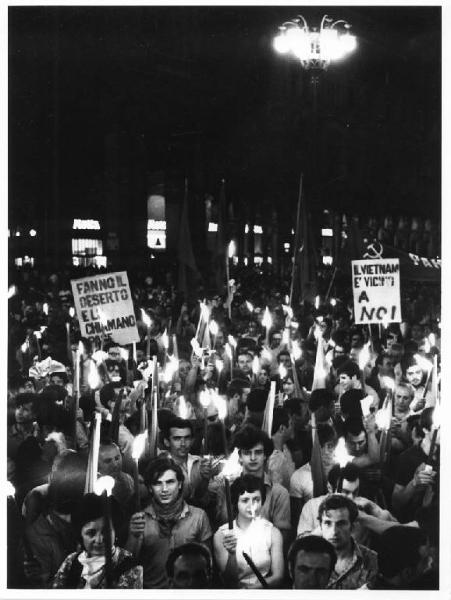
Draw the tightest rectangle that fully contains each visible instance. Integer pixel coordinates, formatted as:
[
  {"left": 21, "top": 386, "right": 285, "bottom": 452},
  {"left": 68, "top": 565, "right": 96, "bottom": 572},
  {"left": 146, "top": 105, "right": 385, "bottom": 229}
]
[
  {"left": 234, "top": 350, "right": 253, "bottom": 382},
  {"left": 166, "top": 542, "right": 213, "bottom": 589},
  {"left": 8, "top": 393, "right": 40, "bottom": 456},
  {"left": 225, "top": 378, "right": 251, "bottom": 433},
  {"left": 288, "top": 535, "right": 337, "bottom": 589},
  {"left": 392, "top": 407, "right": 438, "bottom": 522},
  {"left": 215, "top": 424, "right": 291, "bottom": 547},
  {"left": 308, "top": 389, "right": 336, "bottom": 426},
  {"left": 161, "top": 416, "right": 212, "bottom": 509},
  {"left": 335, "top": 360, "right": 379, "bottom": 408},
  {"left": 401, "top": 356, "right": 433, "bottom": 411},
  {"left": 289, "top": 424, "right": 338, "bottom": 516},
  {"left": 267, "top": 407, "right": 295, "bottom": 490},
  {"left": 126, "top": 456, "right": 212, "bottom": 588},
  {"left": 98, "top": 437, "right": 134, "bottom": 508},
  {"left": 371, "top": 526, "right": 431, "bottom": 589},
  {"left": 318, "top": 494, "right": 378, "bottom": 589}
]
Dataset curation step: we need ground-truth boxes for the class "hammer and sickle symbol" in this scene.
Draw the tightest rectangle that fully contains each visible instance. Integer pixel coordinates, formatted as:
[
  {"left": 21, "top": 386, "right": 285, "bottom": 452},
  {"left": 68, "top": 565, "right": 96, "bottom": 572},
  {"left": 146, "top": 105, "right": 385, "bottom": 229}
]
[{"left": 363, "top": 242, "right": 384, "bottom": 260}]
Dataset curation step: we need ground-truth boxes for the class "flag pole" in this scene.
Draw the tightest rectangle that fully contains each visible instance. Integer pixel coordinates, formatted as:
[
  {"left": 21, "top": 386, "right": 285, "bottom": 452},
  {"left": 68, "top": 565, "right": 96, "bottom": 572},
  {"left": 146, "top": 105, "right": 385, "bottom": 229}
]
[{"left": 289, "top": 174, "right": 303, "bottom": 307}]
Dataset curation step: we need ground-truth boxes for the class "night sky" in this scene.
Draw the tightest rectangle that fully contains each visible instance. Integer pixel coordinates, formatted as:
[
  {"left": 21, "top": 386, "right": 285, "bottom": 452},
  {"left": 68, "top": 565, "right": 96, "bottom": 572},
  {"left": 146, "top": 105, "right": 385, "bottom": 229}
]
[{"left": 9, "top": 5, "right": 441, "bottom": 227}]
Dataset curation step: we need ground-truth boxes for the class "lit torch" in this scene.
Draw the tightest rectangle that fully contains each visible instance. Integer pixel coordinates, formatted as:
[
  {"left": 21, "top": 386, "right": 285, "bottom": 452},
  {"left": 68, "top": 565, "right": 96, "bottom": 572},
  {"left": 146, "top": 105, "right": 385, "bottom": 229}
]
[
  {"left": 141, "top": 309, "right": 152, "bottom": 360},
  {"left": 94, "top": 475, "right": 115, "bottom": 588},
  {"left": 33, "top": 330, "right": 42, "bottom": 360},
  {"left": 209, "top": 320, "right": 219, "bottom": 350},
  {"left": 245, "top": 301, "right": 254, "bottom": 313},
  {"left": 8, "top": 285, "right": 17, "bottom": 299},
  {"left": 132, "top": 432, "right": 147, "bottom": 513},
  {"left": 88, "top": 360, "right": 101, "bottom": 390},
  {"left": 221, "top": 447, "right": 241, "bottom": 529},
  {"left": 334, "top": 437, "right": 353, "bottom": 492},
  {"left": 262, "top": 307, "right": 272, "bottom": 346}
]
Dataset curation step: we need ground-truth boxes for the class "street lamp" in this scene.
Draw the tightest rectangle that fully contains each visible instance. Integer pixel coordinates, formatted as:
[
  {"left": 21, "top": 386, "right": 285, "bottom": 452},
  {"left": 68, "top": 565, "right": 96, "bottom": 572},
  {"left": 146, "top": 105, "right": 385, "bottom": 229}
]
[{"left": 273, "top": 14, "right": 357, "bottom": 70}]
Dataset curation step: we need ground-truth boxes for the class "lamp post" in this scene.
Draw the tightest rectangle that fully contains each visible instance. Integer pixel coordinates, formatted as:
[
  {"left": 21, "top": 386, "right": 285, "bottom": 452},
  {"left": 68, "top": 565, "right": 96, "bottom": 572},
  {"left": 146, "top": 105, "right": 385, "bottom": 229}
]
[{"left": 273, "top": 14, "right": 357, "bottom": 298}]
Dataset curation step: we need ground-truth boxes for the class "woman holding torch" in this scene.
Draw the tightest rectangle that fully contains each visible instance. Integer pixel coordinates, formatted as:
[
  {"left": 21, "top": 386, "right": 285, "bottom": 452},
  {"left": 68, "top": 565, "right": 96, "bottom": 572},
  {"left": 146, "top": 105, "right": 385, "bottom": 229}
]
[
  {"left": 53, "top": 492, "right": 142, "bottom": 588},
  {"left": 213, "top": 474, "right": 284, "bottom": 588}
]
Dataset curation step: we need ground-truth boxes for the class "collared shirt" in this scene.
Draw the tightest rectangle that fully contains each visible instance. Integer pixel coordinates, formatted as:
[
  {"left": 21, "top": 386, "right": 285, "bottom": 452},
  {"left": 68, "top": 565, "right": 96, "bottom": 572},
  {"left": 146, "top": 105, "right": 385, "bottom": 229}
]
[
  {"left": 215, "top": 471, "right": 291, "bottom": 531},
  {"left": 267, "top": 446, "right": 295, "bottom": 491},
  {"left": 327, "top": 538, "right": 378, "bottom": 590},
  {"left": 140, "top": 501, "right": 212, "bottom": 588},
  {"left": 7, "top": 422, "right": 40, "bottom": 460}
]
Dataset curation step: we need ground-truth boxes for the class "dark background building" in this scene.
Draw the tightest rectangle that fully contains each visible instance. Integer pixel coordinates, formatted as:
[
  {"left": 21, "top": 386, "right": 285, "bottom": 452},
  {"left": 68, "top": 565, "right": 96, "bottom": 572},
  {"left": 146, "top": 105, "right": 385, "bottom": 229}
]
[{"left": 8, "top": 5, "right": 441, "bottom": 273}]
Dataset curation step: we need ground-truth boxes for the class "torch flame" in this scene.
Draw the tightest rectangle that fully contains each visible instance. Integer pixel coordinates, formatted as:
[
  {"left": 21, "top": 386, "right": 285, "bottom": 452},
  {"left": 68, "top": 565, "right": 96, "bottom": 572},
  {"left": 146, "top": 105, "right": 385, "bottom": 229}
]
[
  {"left": 375, "top": 406, "right": 392, "bottom": 431},
  {"left": 6, "top": 481, "right": 15, "bottom": 497},
  {"left": 40, "top": 326, "right": 47, "bottom": 334},
  {"left": 315, "top": 296, "right": 320, "bottom": 310},
  {"left": 282, "top": 305, "right": 293, "bottom": 319},
  {"left": 200, "top": 302, "right": 210, "bottom": 322},
  {"left": 199, "top": 389, "right": 212, "bottom": 408},
  {"left": 292, "top": 341, "right": 302, "bottom": 361},
  {"left": 163, "top": 355, "right": 179, "bottom": 383},
  {"left": 423, "top": 338, "right": 431, "bottom": 354},
  {"left": 69, "top": 307, "right": 75, "bottom": 318},
  {"left": 8, "top": 285, "right": 17, "bottom": 299},
  {"left": 94, "top": 475, "right": 115, "bottom": 497},
  {"left": 43, "top": 302, "right": 49, "bottom": 315},
  {"left": 215, "top": 359, "right": 224, "bottom": 374},
  {"left": 245, "top": 301, "right": 254, "bottom": 313},
  {"left": 132, "top": 432, "right": 147, "bottom": 460},
  {"left": 428, "top": 333, "right": 436, "bottom": 347},
  {"left": 225, "top": 343, "right": 233, "bottom": 361},
  {"left": 119, "top": 347, "right": 129, "bottom": 361},
  {"left": 262, "top": 307, "right": 272, "bottom": 329},
  {"left": 92, "top": 350, "right": 108, "bottom": 363},
  {"left": 190, "top": 338, "right": 203, "bottom": 358},
  {"left": 161, "top": 329, "right": 169, "bottom": 350},
  {"left": 278, "top": 364, "right": 288, "bottom": 380},
  {"left": 381, "top": 376, "right": 395, "bottom": 391},
  {"left": 227, "top": 335, "right": 237, "bottom": 349},
  {"left": 33, "top": 330, "right": 42, "bottom": 340},
  {"left": 282, "top": 328, "right": 290, "bottom": 345},
  {"left": 78, "top": 341, "right": 85, "bottom": 355},
  {"left": 178, "top": 396, "right": 189, "bottom": 419},
  {"left": 358, "top": 342, "right": 371, "bottom": 371},
  {"left": 261, "top": 347, "right": 272, "bottom": 363},
  {"left": 88, "top": 362, "right": 101, "bottom": 390},
  {"left": 330, "top": 298, "right": 337, "bottom": 307},
  {"left": 221, "top": 447, "right": 241, "bottom": 479},
  {"left": 334, "top": 437, "right": 352, "bottom": 468},
  {"left": 252, "top": 356, "right": 260, "bottom": 375},
  {"left": 215, "top": 394, "right": 228, "bottom": 421},
  {"left": 414, "top": 353, "right": 433, "bottom": 373},
  {"left": 228, "top": 240, "right": 236, "bottom": 259},
  {"left": 140, "top": 308, "right": 152, "bottom": 328},
  {"left": 209, "top": 321, "right": 219, "bottom": 336},
  {"left": 432, "top": 402, "right": 440, "bottom": 429}
]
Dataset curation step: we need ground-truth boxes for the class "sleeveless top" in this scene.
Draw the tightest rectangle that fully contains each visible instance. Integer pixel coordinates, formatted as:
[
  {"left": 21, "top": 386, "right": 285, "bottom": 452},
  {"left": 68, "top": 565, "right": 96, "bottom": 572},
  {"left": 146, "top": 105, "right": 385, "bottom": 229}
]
[{"left": 218, "top": 517, "right": 273, "bottom": 588}]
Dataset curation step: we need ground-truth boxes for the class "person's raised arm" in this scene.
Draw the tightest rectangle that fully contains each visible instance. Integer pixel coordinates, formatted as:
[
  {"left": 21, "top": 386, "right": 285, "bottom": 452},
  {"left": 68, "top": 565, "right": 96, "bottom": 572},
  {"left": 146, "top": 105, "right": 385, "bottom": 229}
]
[
  {"left": 213, "top": 529, "right": 239, "bottom": 588},
  {"left": 124, "top": 511, "right": 145, "bottom": 557}
]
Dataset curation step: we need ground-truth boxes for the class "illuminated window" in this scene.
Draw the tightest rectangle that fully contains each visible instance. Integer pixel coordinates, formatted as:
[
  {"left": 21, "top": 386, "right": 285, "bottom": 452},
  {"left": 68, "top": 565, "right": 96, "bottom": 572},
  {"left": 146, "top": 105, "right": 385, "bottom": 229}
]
[
  {"left": 254, "top": 256, "right": 263, "bottom": 266},
  {"left": 284, "top": 242, "right": 290, "bottom": 253},
  {"left": 232, "top": 256, "right": 239, "bottom": 265},
  {"left": 323, "top": 256, "right": 333, "bottom": 266},
  {"left": 72, "top": 239, "right": 103, "bottom": 256},
  {"left": 15, "top": 258, "right": 23, "bottom": 266},
  {"left": 15, "top": 256, "right": 34, "bottom": 267},
  {"left": 253, "top": 225, "right": 263, "bottom": 234},
  {"left": 29, "top": 229, "right": 37, "bottom": 237},
  {"left": 322, "top": 228, "right": 333, "bottom": 237},
  {"left": 208, "top": 222, "right": 218, "bottom": 232},
  {"left": 267, "top": 256, "right": 272, "bottom": 264},
  {"left": 244, "top": 257, "right": 248, "bottom": 266},
  {"left": 245, "top": 224, "right": 249, "bottom": 234},
  {"left": 73, "top": 219, "right": 101, "bottom": 230},
  {"left": 147, "top": 194, "right": 166, "bottom": 250}
]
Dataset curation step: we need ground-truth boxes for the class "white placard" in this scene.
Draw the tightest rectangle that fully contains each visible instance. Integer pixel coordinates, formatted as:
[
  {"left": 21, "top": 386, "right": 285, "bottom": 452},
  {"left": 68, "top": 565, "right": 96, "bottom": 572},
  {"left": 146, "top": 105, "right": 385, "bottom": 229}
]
[
  {"left": 352, "top": 259, "right": 401, "bottom": 324},
  {"left": 71, "top": 271, "right": 140, "bottom": 345}
]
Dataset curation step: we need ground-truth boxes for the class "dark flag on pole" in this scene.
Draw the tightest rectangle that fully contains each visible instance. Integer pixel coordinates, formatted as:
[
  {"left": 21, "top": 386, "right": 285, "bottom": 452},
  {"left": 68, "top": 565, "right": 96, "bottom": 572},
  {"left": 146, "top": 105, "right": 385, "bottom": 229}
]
[
  {"left": 290, "top": 174, "right": 318, "bottom": 305},
  {"left": 177, "top": 179, "right": 202, "bottom": 302},
  {"left": 213, "top": 179, "right": 230, "bottom": 296}
]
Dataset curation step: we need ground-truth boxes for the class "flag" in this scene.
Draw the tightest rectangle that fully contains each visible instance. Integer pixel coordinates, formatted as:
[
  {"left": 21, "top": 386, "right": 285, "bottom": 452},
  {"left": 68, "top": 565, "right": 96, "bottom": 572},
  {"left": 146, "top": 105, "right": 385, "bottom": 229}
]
[
  {"left": 177, "top": 178, "right": 202, "bottom": 302},
  {"left": 148, "top": 356, "right": 159, "bottom": 459},
  {"left": 291, "top": 175, "right": 318, "bottom": 305},
  {"left": 262, "top": 381, "right": 277, "bottom": 437},
  {"left": 213, "top": 179, "right": 230, "bottom": 295},
  {"left": 84, "top": 412, "right": 102, "bottom": 494},
  {"left": 310, "top": 412, "right": 327, "bottom": 496}
]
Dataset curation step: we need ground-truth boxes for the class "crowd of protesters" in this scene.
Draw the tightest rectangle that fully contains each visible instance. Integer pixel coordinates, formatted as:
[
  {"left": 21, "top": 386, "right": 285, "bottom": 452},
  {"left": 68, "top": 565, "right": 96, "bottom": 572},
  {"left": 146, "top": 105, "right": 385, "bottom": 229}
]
[{"left": 7, "top": 262, "right": 440, "bottom": 589}]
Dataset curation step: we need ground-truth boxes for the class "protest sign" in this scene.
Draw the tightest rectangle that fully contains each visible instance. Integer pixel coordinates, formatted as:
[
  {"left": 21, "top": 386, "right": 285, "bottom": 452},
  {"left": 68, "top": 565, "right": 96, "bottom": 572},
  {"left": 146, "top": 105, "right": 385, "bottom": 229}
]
[
  {"left": 352, "top": 259, "right": 401, "bottom": 324},
  {"left": 71, "top": 271, "right": 140, "bottom": 345}
]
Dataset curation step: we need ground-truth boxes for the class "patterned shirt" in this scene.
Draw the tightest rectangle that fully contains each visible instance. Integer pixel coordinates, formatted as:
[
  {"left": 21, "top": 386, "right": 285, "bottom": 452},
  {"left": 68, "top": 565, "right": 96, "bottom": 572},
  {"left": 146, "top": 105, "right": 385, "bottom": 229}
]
[
  {"left": 327, "top": 538, "right": 378, "bottom": 590},
  {"left": 140, "top": 501, "right": 212, "bottom": 588}
]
